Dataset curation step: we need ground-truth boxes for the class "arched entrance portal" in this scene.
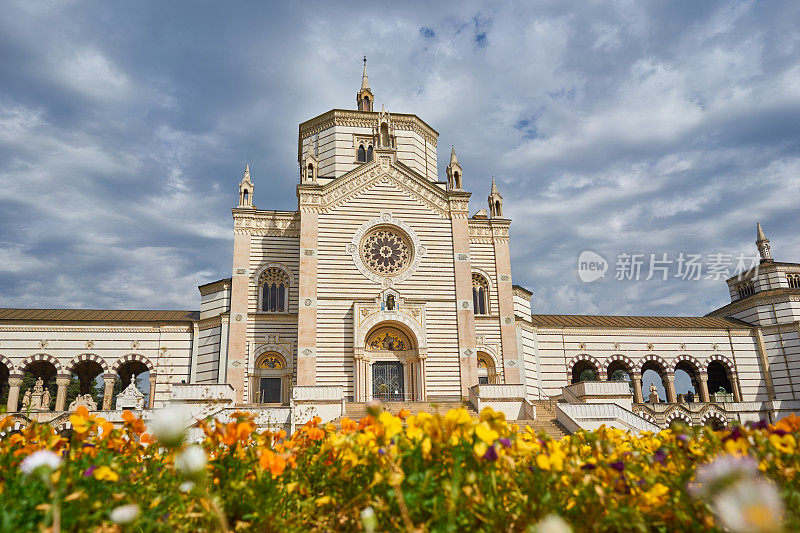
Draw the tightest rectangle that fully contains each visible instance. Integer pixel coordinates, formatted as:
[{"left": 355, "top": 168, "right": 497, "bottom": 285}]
[
  {"left": 252, "top": 351, "right": 290, "bottom": 405},
  {"left": 356, "top": 324, "right": 425, "bottom": 402}
]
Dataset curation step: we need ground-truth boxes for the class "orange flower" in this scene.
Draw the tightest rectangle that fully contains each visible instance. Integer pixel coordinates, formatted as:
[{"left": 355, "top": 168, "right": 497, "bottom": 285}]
[
  {"left": 397, "top": 409, "right": 411, "bottom": 420},
  {"left": 259, "top": 449, "right": 287, "bottom": 477},
  {"left": 340, "top": 417, "right": 358, "bottom": 433},
  {"left": 773, "top": 414, "right": 800, "bottom": 433}
]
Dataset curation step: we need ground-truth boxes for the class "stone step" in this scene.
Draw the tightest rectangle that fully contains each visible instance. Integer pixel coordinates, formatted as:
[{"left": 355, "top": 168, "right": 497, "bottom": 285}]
[{"left": 512, "top": 418, "right": 569, "bottom": 440}]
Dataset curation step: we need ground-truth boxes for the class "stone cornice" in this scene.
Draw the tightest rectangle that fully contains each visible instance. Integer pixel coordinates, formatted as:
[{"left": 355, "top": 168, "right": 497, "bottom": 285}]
[
  {"left": 469, "top": 219, "right": 510, "bottom": 243},
  {"left": 725, "top": 261, "right": 800, "bottom": 284},
  {"left": 516, "top": 319, "right": 755, "bottom": 338},
  {"left": 0, "top": 325, "right": 192, "bottom": 333},
  {"left": 249, "top": 313, "right": 299, "bottom": 322},
  {"left": 233, "top": 209, "right": 301, "bottom": 236},
  {"left": 198, "top": 279, "right": 231, "bottom": 296},
  {"left": 706, "top": 290, "right": 800, "bottom": 318}
]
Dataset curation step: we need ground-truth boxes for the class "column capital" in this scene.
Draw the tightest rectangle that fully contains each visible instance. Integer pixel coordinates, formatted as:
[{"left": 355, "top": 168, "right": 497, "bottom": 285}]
[
  {"left": 56, "top": 374, "right": 71, "bottom": 385},
  {"left": 698, "top": 373, "right": 708, "bottom": 382},
  {"left": 103, "top": 373, "right": 117, "bottom": 381},
  {"left": 8, "top": 375, "right": 23, "bottom": 386}
]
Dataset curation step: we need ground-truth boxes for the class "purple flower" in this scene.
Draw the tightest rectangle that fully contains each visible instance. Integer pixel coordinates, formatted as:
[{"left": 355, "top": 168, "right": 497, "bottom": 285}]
[
  {"left": 654, "top": 449, "right": 667, "bottom": 464},
  {"left": 724, "top": 427, "right": 743, "bottom": 442},
  {"left": 483, "top": 445, "right": 498, "bottom": 461},
  {"left": 609, "top": 461, "right": 625, "bottom": 472},
  {"left": 677, "top": 434, "right": 689, "bottom": 444},
  {"left": 750, "top": 420, "right": 768, "bottom": 430},
  {"left": 83, "top": 465, "right": 97, "bottom": 477},
  {"left": 378, "top": 448, "right": 385, "bottom": 456},
  {"left": 581, "top": 463, "right": 596, "bottom": 471},
  {"left": 499, "top": 438, "right": 511, "bottom": 448}
]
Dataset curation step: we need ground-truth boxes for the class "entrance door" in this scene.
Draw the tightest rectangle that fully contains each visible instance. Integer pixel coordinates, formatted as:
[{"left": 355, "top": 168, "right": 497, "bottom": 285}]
[
  {"left": 372, "top": 362, "right": 404, "bottom": 401},
  {"left": 259, "top": 377, "right": 281, "bottom": 403}
]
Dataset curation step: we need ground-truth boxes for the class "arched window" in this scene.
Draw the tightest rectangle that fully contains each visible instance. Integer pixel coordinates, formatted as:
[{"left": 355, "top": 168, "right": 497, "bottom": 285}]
[
  {"left": 242, "top": 191, "right": 249, "bottom": 203},
  {"left": 472, "top": 274, "right": 489, "bottom": 315},
  {"left": 362, "top": 96, "right": 370, "bottom": 110},
  {"left": 787, "top": 274, "right": 800, "bottom": 289},
  {"left": 454, "top": 171, "right": 461, "bottom": 189},
  {"left": 259, "top": 268, "right": 289, "bottom": 312},
  {"left": 367, "top": 145, "right": 373, "bottom": 161},
  {"left": 736, "top": 280, "right": 754, "bottom": 299},
  {"left": 380, "top": 123, "right": 389, "bottom": 147},
  {"left": 357, "top": 145, "right": 366, "bottom": 162}
]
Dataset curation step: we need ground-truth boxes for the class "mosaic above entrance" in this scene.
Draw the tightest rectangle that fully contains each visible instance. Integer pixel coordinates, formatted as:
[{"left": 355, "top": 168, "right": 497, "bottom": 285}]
[{"left": 366, "top": 327, "right": 411, "bottom": 351}]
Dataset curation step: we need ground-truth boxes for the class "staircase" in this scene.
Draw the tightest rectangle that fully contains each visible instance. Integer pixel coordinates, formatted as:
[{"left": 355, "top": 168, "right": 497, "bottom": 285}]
[
  {"left": 337, "top": 401, "right": 476, "bottom": 424},
  {"left": 510, "top": 399, "right": 570, "bottom": 440}
]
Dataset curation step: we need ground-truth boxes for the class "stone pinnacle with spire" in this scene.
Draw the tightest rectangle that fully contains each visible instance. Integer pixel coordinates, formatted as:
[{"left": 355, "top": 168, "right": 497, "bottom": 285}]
[
  {"left": 756, "top": 222, "right": 772, "bottom": 262},
  {"left": 357, "top": 56, "right": 374, "bottom": 111},
  {"left": 490, "top": 176, "right": 499, "bottom": 195},
  {"left": 450, "top": 145, "right": 458, "bottom": 165}
]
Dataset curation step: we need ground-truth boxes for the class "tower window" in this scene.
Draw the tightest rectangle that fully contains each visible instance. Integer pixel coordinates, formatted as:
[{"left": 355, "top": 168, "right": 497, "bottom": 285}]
[
  {"left": 736, "top": 280, "right": 754, "bottom": 299},
  {"left": 357, "top": 145, "right": 366, "bottom": 162},
  {"left": 259, "top": 268, "right": 289, "bottom": 312},
  {"left": 367, "top": 145, "right": 373, "bottom": 161},
  {"left": 788, "top": 274, "right": 800, "bottom": 289},
  {"left": 472, "top": 274, "right": 489, "bottom": 315},
  {"left": 242, "top": 191, "right": 249, "bottom": 204},
  {"left": 380, "top": 123, "right": 389, "bottom": 147}
]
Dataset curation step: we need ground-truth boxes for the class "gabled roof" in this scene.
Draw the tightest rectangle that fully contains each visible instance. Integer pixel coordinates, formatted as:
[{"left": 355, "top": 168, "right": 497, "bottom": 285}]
[
  {"left": 527, "top": 314, "right": 751, "bottom": 330},
  {"left": 0, "top": 309, "right": 199, "bottom": 323}
]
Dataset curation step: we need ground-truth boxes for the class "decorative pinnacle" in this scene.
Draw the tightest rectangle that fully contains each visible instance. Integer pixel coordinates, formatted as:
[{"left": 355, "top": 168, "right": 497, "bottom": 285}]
[
  {"left": 244, "top": 162, "right": 250, "bottom": 180},
  {"left": 490, "top": 176, "right": 498, "bottom": 195},
  {"left": 756, "top": 222, "right": 768, "bottom": 242},
  {"left": 450, "top": 145, "right": 458, "bottom": 165},
  {"left": 361, "top": 55, "right": 370, "bottom": 90}
]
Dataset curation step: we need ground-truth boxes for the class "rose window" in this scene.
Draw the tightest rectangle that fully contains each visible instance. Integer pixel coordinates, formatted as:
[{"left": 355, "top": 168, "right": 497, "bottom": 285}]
[{"left": 360, "top": 227, "right": 412, "bottom": 277}]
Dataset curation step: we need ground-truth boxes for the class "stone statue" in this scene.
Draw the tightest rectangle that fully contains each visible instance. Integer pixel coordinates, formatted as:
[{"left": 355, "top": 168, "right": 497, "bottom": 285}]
[
  {"left": 648, "top": 382, "right": 659, "bottom": 404},
  {"left": 41, "top": 388, "right": 51, "bottom": 410},
  {"left": 22, "top": 389, "right": 31, "bottom": 409},
  {"left": 68, "top": 394, "right": 98, "bottom": 412},
  {"left": 34, "top": 377, "right": 44, "bottom": 393},
  {"left": 115, "top": 377, "right": 146, "bottom": 410}
]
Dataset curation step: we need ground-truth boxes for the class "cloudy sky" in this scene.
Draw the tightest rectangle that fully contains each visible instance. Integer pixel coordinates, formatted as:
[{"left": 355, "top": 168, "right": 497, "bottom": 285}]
[{"left": 1, "top": 0, "right": 798, "bottom": 316}]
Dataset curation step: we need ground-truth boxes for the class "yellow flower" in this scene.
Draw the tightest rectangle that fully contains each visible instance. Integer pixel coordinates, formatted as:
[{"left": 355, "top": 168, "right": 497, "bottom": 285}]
[
  {"left": 315, "top": 496, "right": 333, "bottom": 506},
  {"left": 444, "top": 408, "right": 472, "bottom": 427},
  {"left": 475, "top": 422, "right": 499, "bottom": 445},
  {"left": 93, "top": 466, "right": 119, "bottom": 482},
  {"left": 474, "top": 442, "right": 489, "bottom": 458},
  {"left": 641, "top": 483, "right": 669, "bottom": 509},
  {"left": 536, "top": 453, "right": 551, "bottom": 470},
  {"left": 378, "top": 412, "right": 402, "bottom": 440},
  {"left": 769, "top": 433, "right": 796, "bottom": 454},
  {"left": 421, "top": 438, "right": 432, "bottom": 459}
]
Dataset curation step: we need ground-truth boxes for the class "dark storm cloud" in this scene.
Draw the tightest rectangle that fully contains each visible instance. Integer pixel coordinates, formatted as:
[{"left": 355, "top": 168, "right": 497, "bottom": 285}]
[{"left": 0, "top": 0, "right": 798, "bottom": 316}]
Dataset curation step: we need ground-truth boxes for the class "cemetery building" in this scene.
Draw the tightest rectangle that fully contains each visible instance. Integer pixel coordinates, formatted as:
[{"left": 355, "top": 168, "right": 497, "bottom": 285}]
[{"left": 2, "top": 64, "right": 800, "bottom": 434}]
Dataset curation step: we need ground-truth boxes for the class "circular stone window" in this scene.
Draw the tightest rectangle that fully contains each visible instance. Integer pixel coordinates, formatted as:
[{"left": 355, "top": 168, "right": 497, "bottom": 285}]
[{"left": 359, "top": 226, "right": 413, "bottom": 277}]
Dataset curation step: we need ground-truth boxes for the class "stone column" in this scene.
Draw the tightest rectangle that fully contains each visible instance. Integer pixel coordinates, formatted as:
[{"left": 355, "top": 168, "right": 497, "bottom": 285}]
[
  {"left": 6, "top": 375, "right": 22, "bottom": 412},
  {"left": 227, "top": 215, "right": 252, "bottom": 404},
  {"left": 698, "top": 373, "right": 710, "bottom": 403},
  {"left": 732, "top": 375, "right": 742, "bottom": 402},
  {"left": 665, "top": 373, "right": 677, "bottom": 403},
  {"left": 296, "top": 186, "right": 321, "bottom": 387},
  {"left": 632, "top": 372, "right": 643, "bottom": 403},
  {"left": 754, "top": 327, "right": 776, "bottom": 399},
  {"left": 55, "top": 374, "right": 71, "bottom": 412},
  {"left": 353, "top": 352, "right": 363, "bottom": 402},
  {"left": 102, "top": 373, "right": 116, "bottom": 410},
  {"left": 449, "top": 194, "right": 479, "bottom": 399},
  {"left": 148, "top": 375, "right": 157, "bottom": 409},
  {"left": 419, "top": 353, "right": 428, "bottom": 401},
  {"left": 491, "top": 220, "right": 522, "bottom": 385}
]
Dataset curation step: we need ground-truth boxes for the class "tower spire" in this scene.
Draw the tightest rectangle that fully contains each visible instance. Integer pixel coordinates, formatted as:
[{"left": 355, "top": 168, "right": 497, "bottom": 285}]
[
  {"left": 238, "top": 162, "right": 254, "bottom": 208},
  {"left": 446, "top": 145, "right": 463, "bottom": 190},
  {"left": 488, "top": 177, "right": 503, "bottom": 218},
  {"left": 756, "top": 222, "right": 772, "bottom": 262},
  {"left": 357, "top": 56, "right": 374, "bottom": 111}
]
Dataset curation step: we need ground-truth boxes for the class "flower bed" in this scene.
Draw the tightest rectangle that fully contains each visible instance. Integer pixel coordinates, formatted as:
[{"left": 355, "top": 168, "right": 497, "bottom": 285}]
[{"left": 1, "top": 406, "right": 797, "bottom": 532}]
